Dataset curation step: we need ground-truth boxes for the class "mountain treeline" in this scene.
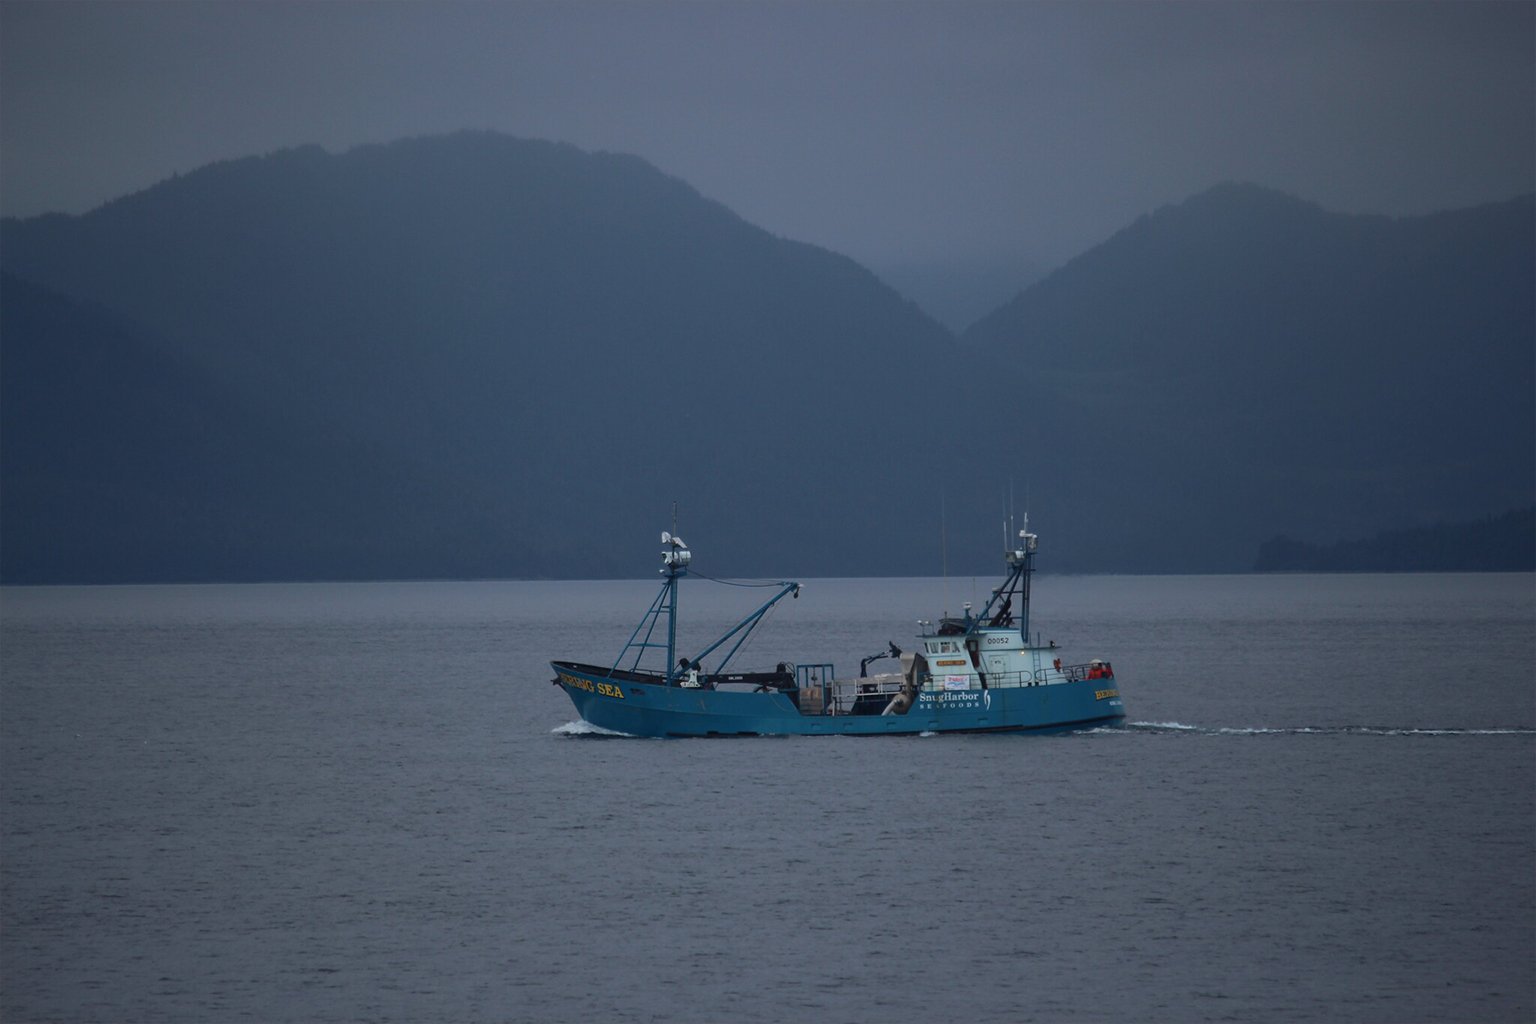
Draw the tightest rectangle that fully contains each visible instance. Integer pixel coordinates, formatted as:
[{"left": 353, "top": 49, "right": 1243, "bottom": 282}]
[
  {"left": 1, "top": 133, "right": 1531, "bottom": 582},
  {"left": 1254, "top": 507, "right": 1536, "bottom": 572},
  {"left": 963, "top": 182, "right": 1535, "bottom": 571}
]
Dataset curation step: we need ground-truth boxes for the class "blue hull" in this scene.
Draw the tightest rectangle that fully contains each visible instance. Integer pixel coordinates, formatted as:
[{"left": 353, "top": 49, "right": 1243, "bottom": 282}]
[{"left": 551, "top": 662, "right": 1126, "bottom": 738}]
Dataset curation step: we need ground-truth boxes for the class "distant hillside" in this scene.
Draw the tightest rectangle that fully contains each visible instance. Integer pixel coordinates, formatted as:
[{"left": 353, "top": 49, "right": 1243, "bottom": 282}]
[
  {"left": 2, "top": 139, "right": 1531, "bottom": 583},
  {"left": 963, "top": 183, "right": 1535, "bottom": 571},
  {"left": 1255, "top": 507, "right": 1535, "bottom": 572},
  {"left": 872, "top": 249, "right": 1048, "bottom": 334},
  {"left": 2, "top": 133, "right": 959, "bottom": 581},
  {"left": 0, "top": 273, "right": 517, "bottom": 582}
]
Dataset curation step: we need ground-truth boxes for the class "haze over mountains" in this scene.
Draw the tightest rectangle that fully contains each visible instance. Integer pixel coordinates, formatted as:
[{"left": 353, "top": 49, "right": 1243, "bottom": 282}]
[
  {"left": 2, "top": 132, "right": 1531, "bottom": 583},
  {"left": 964, "top": 184, "right": 1535, "bottom": 572}
]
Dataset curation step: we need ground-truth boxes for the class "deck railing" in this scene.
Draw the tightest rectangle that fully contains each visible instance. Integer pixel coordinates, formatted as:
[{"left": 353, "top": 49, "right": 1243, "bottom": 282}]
[
  {"left": 914, "top": 661, "right": 1113, "bottom": 691},
  {"left": 790, "top": 660, "right": 1113, "bottom": 715}
]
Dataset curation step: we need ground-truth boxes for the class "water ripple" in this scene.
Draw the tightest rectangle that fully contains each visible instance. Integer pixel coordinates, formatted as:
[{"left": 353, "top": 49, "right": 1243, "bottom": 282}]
[{"left": 1126, "top": 721, "right": 1535, "bottom": 737}]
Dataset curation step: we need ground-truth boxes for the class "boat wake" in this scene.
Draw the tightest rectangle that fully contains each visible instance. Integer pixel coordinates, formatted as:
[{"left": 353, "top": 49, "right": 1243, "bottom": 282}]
[
  {"left": 1123, "top": 721, "right": 1535, "bottom": 737},
  {"left": 551, "top": 720, "right": 639, "bottom": 739}
]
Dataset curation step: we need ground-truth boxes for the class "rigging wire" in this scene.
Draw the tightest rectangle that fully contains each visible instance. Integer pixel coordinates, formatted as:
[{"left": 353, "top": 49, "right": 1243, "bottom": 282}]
[
  {"left": 729, "top": 595, "right": 781, "bottom": 667},
  {"left": 678, "top": 571, "right": 797, "bottom": 672},
  {"left": 688, "top": 570, "right": 793, "bottom": 588}
]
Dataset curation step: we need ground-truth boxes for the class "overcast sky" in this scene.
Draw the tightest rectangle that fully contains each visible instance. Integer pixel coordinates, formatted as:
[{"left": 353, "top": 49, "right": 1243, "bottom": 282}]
[{"left": 2, "top": 1, "right": 1531, "bottom": 270}]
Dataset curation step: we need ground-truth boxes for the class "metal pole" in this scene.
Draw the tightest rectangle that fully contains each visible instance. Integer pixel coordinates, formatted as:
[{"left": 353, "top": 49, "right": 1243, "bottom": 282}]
[{"left": 666, "top": 571, "right": 679, "bottom": 682}]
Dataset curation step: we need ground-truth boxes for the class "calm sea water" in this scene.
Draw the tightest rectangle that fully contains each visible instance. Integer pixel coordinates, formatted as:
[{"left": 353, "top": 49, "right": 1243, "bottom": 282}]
[{"left": 2, "top": 573, "right": 1532, "bottom": 1023}]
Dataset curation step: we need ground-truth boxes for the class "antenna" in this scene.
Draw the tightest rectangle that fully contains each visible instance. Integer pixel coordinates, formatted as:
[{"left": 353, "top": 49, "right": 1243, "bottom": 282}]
[
  {"left": 660, "top": 505, "right": 690, "bottom": 572},
  {"left": 941, "top": 490, "right": 949, "bottom": 616}
]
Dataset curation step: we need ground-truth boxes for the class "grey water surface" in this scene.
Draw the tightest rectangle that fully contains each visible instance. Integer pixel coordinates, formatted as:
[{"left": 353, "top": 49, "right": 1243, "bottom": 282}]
[{"left": 3, "top": 573, "right": 1532, "bottom": 1023}]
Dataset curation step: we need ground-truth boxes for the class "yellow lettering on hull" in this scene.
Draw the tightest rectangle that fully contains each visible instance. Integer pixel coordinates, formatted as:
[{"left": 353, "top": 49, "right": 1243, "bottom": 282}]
[{"left": 558, "top": 672, "right": 626, "bottom": 699}]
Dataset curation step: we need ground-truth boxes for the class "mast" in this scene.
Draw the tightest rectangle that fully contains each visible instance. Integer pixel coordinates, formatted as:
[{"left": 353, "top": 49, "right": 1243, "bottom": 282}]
[
  {"left": 611, "top": 530, "right": 690, "bottom": 679},
  {"left": 661, "top": 531, "right": 690, "bottom": 681},
  {"left": 613, "top": 527, "right": 799, "bottom": 684},
  {"left": 1014, "top": 521, "right": 1037, "bottom": 642},
  {"left": 968, "top": 521, "right": 1039, "bottom": 643}
]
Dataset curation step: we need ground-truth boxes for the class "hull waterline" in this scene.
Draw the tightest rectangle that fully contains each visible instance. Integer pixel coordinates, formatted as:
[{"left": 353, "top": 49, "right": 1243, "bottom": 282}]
[{"left": 552, "top": 661, "right": 1125, "bottom": 738}]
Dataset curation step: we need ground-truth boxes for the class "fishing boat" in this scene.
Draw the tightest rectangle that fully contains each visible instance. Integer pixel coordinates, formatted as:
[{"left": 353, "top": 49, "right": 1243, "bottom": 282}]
[{"left": 550, "top": 525, "right": 1125, "bottom": 737}]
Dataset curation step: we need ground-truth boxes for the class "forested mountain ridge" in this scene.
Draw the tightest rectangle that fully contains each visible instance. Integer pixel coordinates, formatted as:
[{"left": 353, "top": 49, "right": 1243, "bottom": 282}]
[
  {"left": 2, "top": 133, "right": 959, "bottom": 581},
  {"left": 1255, "top": 507, "right": 1536, "bottom": 572},
  {"left": 0, "top": 272, "right": 511, "bottom": 582},
  {"left": 961, "top": 183, "right": 1534, "bottom": 570},
  {"left": 2, "top": 135, "right": 1530, "bottom": 581}
]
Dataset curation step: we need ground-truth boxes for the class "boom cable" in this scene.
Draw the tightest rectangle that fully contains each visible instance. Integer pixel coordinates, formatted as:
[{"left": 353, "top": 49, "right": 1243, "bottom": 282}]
[{"left": 688, "top": 571, "right": 792, "bottom": 588}]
